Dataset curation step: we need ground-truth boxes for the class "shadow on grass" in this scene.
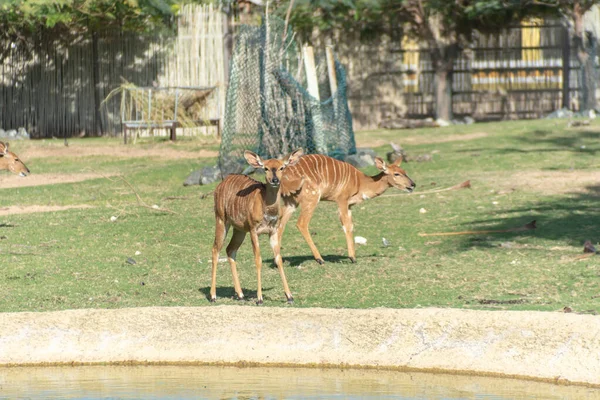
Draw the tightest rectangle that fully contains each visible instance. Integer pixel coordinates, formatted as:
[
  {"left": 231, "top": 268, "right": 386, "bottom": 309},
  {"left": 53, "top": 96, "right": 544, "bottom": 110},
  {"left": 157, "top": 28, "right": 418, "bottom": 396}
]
[
  {"left": 198, "top": 286, "right": 260, "bottom": 302},
  {"left": 455, "top": 128, "right": 600, "bottom": 156},
  {"left": 198, "top": 286, "right": 293, "bottom": 304},
  {"left": 457, "top": 184, "right": 600, "bottom": 249},
  {"left": 280, "top": 255, "right": 351, "bottom": 267}
]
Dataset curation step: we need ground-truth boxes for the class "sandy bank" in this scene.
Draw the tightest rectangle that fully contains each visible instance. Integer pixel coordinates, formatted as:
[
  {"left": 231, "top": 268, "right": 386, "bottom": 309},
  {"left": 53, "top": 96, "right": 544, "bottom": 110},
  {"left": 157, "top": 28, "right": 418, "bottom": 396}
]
[{"left": 0, "top": 306, "right": 598, "bottom": 387}]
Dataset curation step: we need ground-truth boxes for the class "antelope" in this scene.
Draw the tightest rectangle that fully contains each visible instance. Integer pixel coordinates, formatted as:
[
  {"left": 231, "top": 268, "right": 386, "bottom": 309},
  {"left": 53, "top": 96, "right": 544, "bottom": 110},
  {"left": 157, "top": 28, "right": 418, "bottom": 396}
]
[
  {"left": 279, "top": 154, "right": 415, "bottom": 264},
  {"left": 0, "top": 142, "right": 30, "bottom": 177},
  {"left": 210, "top": 148, "right": 303, "bottom": 304}
]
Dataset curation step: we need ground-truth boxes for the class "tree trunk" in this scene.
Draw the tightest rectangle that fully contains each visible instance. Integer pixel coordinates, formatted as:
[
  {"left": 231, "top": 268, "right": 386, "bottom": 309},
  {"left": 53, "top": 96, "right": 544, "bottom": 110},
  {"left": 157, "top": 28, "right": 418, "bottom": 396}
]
[
  {"left": 431, "top": 44, "right": 459, "bottom": 121},
  {"left": 434, "top": 67, "right": 453, "bottom": 121},
  {"left": 572, "top": 4, "right": 598, "bottom": 112},
  {"left": 580, "top": 52, "right": 598, "bottom": 111}
]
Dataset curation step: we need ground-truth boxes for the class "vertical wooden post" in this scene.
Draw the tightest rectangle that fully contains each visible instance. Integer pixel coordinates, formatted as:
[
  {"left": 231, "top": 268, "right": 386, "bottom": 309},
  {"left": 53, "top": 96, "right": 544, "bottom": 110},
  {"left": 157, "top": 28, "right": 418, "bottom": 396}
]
[
  {"left": 303, "top": 45, "right": 326, "bottom": 154},
  {"left": 325, "top": 46, "right": 338, "bottom": 95},
  {"left": 303, "top": 45, "right": 320, "bottom": 101},
  {"left": 562, "top": 25, "right": 571, "bottom": 109}
]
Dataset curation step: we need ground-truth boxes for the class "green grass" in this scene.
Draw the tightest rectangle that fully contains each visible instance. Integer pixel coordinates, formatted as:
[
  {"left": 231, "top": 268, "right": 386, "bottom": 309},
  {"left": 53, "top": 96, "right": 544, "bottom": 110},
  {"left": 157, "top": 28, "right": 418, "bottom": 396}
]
[{"left": 1, "top": 119, "right": 599, "bottom": 313}]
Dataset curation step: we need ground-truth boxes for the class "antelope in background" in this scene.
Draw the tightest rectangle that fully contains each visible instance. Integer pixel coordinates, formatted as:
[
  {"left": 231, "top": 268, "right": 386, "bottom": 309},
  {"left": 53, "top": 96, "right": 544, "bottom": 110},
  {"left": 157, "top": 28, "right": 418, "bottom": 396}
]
[
  {"left": 210, "top": 148, "right": 303, "bottom": 305},
  {"left": 0, "top": 142, "right": 30, "bottom": 177},
  {"left": 280, "top": 154, "right": 415, "bottom": 264}
]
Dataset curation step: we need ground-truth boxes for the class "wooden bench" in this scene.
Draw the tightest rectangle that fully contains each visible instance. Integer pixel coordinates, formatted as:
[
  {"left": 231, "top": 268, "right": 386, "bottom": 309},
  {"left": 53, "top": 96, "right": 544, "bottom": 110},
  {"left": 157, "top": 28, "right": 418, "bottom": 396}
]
[{"left": 122, "top": 119, "right": 220, "bottom": 144}]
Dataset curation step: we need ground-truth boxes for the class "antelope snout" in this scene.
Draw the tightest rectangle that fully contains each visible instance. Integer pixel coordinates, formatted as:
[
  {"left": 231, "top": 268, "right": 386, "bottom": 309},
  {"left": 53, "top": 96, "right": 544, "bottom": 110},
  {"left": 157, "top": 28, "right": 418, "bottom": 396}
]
[
  {"left": 269, "top": 176, "right": 280, "bottom": 186},
  {"left": 407, "top": 181, "right": 416, "bottom": 192}
]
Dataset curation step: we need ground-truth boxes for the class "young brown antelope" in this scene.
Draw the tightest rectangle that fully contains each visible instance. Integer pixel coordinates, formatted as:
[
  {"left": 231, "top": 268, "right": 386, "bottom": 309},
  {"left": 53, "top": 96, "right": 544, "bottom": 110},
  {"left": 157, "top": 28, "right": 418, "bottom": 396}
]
[
  {"left": 0, "top": 142, "right": 30, "bottom": 177},
  {"left": 210, "top": 148, "right": 303, "bottom": 304},
  {"left": 279, "top": 154, "right": 415, "bottom": 264}
]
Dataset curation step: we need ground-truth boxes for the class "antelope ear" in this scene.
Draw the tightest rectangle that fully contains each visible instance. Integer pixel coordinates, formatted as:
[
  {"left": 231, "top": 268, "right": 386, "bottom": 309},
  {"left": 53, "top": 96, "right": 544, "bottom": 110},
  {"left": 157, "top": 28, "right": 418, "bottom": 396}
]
[
  {"left": 374, "top": 157, "right": 388, "bottom": 173},
  {"left": 283, "top": 148, "right": 303, "bottom": 167},
  {"left": 0, "top": 142, "right": 7, "bottom": 155},
  {"left": 393, "top": 156, "right": 403, "bottom": 166},
  {"left": 243, "top": 150, "right": 264, "bottom": 168}
]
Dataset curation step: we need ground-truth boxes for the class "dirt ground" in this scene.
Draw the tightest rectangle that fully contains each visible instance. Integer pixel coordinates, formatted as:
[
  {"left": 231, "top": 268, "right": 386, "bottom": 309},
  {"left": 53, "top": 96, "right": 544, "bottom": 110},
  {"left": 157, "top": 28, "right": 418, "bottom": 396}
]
[{"left": 20, "top": 144, "right": 218, "bottom": 160}]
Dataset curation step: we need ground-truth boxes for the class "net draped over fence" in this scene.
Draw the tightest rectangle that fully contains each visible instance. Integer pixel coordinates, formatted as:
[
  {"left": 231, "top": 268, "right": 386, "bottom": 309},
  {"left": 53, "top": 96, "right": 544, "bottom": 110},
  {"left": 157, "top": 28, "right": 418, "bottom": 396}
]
[{"left": 219, "top": 17, "right": 356, "bottom": 176}]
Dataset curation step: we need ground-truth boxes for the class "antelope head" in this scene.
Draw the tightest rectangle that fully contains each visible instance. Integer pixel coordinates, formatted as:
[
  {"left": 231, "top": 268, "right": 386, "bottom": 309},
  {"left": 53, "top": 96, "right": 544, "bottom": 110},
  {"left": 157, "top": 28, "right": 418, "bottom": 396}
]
[
  {"left": 0, "top": 142, "right": 30, "bottom": 177},
  {"left": 375, "top": 156, "right": 415, "bottom": 193},
  {"left": 244, "top": 149, "right": 303, "bottom": 188}
]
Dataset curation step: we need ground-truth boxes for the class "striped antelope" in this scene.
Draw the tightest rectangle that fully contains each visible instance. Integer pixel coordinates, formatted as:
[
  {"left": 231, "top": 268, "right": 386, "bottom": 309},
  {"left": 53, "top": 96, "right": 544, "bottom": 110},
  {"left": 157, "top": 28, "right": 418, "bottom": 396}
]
[
  {"left": 0, "top": 142, "right": 30, "bottom": 177},
  {"left": 280, "top": 154, "right": 415, "bottom": 264},
  {"left": 210, "top": 148, "right": 303, "bottom": 304}
]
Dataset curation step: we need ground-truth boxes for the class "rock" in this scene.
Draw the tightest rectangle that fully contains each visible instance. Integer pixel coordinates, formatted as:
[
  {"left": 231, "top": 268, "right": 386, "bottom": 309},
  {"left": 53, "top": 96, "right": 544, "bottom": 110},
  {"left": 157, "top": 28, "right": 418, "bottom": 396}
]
[
  {"left": 0, "top": 127, "right": 29, "bottom": 140},
  {"left": 463, "top": 116, "right": 475, "bottom": 125},
  {"left": 183, "top": 166, "right": 222, "bottom": 186},
  {"left": 345, "top": 148, "right": 376, "bottom": 168},
  {"left": 201, "top": 166, "right": 222, "bottom": 185},
  {"left": 545, "top": 108, "right": 574, "bottom": 119},
  {"left": 183, "top": 170, "right": 202, "bottom": 186},
  {"left": 354, "top": 236, "right": 367, "bottom": 245},
  {"left": 16, "top": 127, "right": 30, "bottom": 139},
  {"left": 379, "top": 118, "right": 438, "bottom": 130},
  {"left": 219, "top": 156, "right": 246, "bottom": 176},
  {"left": 435, "top": 118, "right": 451, "bottom": 127}
]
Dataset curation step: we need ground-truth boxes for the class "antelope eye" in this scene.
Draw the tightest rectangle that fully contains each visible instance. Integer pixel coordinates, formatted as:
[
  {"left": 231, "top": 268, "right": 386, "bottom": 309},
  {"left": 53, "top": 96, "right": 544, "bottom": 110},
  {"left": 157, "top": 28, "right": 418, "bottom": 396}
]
[{"left": 394, "top": 173, "right": 401, "bottom": 177}]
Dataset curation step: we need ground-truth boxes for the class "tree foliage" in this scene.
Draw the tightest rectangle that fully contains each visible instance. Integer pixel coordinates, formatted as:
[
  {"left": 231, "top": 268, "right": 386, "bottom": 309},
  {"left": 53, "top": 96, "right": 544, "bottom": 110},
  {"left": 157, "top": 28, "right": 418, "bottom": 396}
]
[{"left": 0, "top": 0, "right": 177, "bottom": 45}]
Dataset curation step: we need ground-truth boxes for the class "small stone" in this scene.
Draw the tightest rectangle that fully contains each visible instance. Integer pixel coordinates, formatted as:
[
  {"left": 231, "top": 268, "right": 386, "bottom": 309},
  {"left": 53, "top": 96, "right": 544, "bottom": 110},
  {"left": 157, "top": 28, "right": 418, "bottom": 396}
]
[{"left": 354, "top": 236, "right": 367, "bottom": 245}]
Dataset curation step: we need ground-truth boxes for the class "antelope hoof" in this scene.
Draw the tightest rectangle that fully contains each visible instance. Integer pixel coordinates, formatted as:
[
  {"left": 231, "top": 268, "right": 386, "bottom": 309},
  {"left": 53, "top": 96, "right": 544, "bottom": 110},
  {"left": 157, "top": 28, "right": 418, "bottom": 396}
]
[
  {"left": 349, "top": 257, "right": 356, "bottom": 263},
  {"left": 256, "top": 298, "right": 264, "bottom": 306},
  {"left": 209, "top": 296, "right": 216, "bottom": 303},
  {"left": 235, "top": 294, "right": 245, "bottom": 301},
  {"left": 316, "top": 258, "right": 325, "bottom": 265},
  {"left": 286, "top": 296, "right": 294, "bottom": 304}
]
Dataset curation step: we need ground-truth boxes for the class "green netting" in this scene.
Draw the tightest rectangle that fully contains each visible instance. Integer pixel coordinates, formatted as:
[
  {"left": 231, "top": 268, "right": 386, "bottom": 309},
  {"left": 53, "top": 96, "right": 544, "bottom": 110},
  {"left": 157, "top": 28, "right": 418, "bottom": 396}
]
[{"left": 219, "top": 16, "right": 356, "bottom": 175}]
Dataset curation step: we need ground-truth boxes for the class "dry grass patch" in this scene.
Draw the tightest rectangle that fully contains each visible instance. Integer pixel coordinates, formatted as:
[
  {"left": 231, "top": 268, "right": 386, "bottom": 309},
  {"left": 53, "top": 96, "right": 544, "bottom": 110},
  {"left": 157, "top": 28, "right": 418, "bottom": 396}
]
[
  {"left": 0, "top": 204, "right": 94, "bottom": 216},
  {"left": 0, "top": 173, "right": 118, "bottom": 188},
  {"left": 503, "top": 170, "right": 600, "bottom": 196},
  {"left": 21, "top": 145, "right": 217, "bottom": 160}
]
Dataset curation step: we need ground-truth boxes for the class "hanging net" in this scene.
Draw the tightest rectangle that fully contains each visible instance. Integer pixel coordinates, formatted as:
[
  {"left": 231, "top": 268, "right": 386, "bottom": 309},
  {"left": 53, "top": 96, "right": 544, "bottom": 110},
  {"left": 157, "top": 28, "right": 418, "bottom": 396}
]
[{"left": 218, "top": 16, "right": 356, "bottom": 176}]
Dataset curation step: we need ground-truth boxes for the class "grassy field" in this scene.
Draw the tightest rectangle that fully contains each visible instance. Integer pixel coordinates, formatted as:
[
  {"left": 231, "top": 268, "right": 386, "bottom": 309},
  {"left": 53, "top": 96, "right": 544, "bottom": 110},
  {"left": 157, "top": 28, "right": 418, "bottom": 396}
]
[{"left": 1, "top": 119, "right": 599, "bottom": 313}]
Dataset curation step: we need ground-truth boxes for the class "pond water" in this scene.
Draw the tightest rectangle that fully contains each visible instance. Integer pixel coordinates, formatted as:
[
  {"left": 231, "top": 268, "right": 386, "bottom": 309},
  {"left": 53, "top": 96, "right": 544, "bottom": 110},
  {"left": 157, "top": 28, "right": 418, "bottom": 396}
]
[{"left": 0, "top": 365, "right": 598, "bottom": 399}]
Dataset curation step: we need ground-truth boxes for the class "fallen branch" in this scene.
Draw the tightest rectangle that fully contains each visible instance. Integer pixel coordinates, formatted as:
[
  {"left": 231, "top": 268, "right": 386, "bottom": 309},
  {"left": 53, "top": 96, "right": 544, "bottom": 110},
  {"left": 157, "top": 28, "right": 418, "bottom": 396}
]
[
  {"left": 382, "top": 180, "right": 471, "bottom": 197},
  {"left": 418, "top": 180, "right": 471, "bottom": 194},
  {"left": 418, "top": 220, "right": 536, "bottom": 237},
  {"left": 561, "top": 253, "right": 596, "bottom": 263}
]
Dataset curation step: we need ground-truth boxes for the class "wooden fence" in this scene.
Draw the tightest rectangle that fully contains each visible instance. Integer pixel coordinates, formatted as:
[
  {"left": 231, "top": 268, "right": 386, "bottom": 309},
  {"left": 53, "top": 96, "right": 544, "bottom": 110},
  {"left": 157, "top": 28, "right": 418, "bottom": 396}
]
[
  {"left": 0, "top": 4, "right": 225, "bottom": 138},
  {"left": 396, "top": 22, "right": 591, "bottom": 120}
]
